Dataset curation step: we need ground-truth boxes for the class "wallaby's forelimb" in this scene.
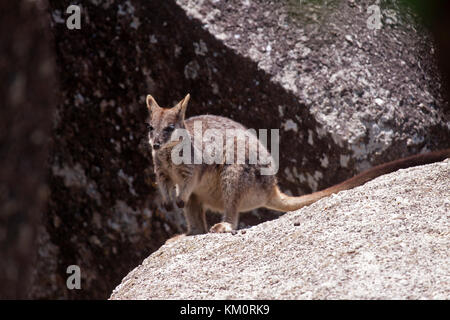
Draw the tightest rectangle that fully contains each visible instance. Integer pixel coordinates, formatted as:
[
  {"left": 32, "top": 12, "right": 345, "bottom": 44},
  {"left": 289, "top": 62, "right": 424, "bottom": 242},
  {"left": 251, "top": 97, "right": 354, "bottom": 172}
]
[
  {"left": 184, "top": 194, "right": 207, "bottom": 235},
  {"left": 155, "top": 171, "right": 175, "bottom": 207}
]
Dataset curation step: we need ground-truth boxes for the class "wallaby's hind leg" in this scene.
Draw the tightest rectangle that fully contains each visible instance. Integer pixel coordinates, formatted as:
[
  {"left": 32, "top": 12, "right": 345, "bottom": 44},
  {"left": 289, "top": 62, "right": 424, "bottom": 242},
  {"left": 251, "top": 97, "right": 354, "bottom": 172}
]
[
  {"left": 210, "top": 168, "right": 241, "bottom": 233},
  {"left": 184, "top": 194, "right": 207, "bottom": 235}
]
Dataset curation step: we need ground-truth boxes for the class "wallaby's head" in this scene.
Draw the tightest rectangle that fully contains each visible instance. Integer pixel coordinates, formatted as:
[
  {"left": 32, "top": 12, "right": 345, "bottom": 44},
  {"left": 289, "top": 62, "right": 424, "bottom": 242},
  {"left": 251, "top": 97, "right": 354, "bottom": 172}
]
[{"left": 145, "top": 93, "right": 190, "bottom": 150}]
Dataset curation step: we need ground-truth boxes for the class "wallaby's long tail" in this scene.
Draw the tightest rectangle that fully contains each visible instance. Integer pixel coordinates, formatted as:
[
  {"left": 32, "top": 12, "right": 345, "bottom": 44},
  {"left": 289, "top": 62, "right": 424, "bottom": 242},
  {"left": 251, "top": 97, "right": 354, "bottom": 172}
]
[{"left": 265, "top": 148, "right": 450, "bottom": 212}]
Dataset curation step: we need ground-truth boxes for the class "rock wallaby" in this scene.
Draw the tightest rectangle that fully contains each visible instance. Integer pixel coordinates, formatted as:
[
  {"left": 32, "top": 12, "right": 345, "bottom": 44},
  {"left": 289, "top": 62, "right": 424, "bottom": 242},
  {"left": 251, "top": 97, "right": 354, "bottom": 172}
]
[{"left": 146, "top": 93, "right": 450, "bottom": 236}]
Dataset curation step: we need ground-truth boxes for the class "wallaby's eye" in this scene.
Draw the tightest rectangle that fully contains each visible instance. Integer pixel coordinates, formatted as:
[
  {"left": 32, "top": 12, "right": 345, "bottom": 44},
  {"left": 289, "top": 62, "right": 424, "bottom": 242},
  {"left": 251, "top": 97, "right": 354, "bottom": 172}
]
[
  {"left": 164, "top": 124, "right": 175, "bottom": 132},
  {"left": 146, "top": 124, "right": 154, "bottom": 131}
]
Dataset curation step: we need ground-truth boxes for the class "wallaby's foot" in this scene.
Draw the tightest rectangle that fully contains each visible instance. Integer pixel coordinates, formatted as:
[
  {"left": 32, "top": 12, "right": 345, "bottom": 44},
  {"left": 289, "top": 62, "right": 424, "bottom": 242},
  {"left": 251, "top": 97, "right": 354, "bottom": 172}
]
[
  {"left": 209, "top": 222, "right": 234, "bottom": 233},
  {"left": 186, "top": 227, "right": 206, "bottom": 236},
  {"left": 165, "top": 228, "right": 205, "bottom": 244},
  {"left": 165, "top": 233, "right": 186, "bottom": 244}
]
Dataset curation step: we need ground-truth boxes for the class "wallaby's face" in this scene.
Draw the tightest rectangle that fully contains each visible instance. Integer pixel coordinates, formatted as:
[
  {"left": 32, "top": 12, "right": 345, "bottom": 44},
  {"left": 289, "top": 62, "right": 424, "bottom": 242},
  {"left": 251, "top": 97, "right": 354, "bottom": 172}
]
[{"left": 146, "top": 94, "right": 190, "bottom": 151}]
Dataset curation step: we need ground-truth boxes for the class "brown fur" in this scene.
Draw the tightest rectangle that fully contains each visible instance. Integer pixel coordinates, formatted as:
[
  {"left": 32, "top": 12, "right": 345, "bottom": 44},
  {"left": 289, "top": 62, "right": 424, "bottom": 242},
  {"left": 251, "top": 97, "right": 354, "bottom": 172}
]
[{"left": 146, "top": 94, "right": 450, "bottom": 236}]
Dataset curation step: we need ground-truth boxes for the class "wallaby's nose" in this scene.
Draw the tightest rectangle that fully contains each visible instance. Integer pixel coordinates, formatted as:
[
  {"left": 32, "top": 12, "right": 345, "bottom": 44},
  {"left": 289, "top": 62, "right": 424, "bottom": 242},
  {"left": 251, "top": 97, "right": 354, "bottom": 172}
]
[{"left": 153, "top": 143, "right": 161, "bottom": 150}]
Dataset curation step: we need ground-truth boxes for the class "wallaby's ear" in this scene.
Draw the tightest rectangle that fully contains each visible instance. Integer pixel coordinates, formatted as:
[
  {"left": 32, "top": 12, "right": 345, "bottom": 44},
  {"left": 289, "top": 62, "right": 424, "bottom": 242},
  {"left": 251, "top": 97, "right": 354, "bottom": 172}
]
[
  {"left": 146, "top": 94, "right": 159, "bottom": 112},
  {"left": 176, "top": 93, "right": 190, "bottom": 120}
]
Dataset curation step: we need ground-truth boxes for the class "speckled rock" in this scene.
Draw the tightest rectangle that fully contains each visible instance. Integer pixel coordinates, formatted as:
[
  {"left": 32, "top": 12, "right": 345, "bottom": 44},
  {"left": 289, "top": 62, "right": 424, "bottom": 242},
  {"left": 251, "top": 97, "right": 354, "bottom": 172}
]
[
  {"left": 31, "top": 0, "right": 184, "bottom": 299},
  {"left": 110, "top": 158, "right": 450, "bottom": 300},
  {"left": 0, "top": 0, "right": 55, "bottom": 299},
  {"left": 176, "top": 0, "right": 449, "bottom": 174}
]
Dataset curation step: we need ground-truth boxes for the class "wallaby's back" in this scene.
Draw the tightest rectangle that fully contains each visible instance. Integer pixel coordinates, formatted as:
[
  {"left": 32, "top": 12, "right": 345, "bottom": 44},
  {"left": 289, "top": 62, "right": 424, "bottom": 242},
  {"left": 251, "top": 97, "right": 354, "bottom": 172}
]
[{"left": 182, "top": 115, "right": 278, "bottom": 214}]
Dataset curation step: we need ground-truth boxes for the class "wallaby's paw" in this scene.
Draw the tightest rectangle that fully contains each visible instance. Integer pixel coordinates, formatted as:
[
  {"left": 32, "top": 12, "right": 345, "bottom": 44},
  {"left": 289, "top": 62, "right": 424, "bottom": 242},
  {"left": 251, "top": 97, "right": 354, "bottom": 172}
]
[
  {"left": 162, "top": 201, "right": 173, "bottom": 211},
  {"left": 209, "top": 222, "right": 234, "bottom": 233},
  {"left": 165, "top": 233, "right": 186, "bottom": 244},
  {"left": 176, "top": 198, "right": 185, "bottom": 208}
]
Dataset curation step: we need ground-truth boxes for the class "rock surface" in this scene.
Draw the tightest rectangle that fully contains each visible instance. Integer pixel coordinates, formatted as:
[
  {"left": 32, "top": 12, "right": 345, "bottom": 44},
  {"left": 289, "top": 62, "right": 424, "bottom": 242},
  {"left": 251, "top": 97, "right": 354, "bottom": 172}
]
[{"left": 110, "top": 159, "right": 450, "bottom": 300}]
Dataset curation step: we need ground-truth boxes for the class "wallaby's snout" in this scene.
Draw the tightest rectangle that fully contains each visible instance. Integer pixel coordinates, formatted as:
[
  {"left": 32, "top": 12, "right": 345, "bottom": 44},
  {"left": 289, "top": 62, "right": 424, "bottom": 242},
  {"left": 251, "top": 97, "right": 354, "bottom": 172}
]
[{"left": 152, "top": 142, "right": 161, "bottom": 150}]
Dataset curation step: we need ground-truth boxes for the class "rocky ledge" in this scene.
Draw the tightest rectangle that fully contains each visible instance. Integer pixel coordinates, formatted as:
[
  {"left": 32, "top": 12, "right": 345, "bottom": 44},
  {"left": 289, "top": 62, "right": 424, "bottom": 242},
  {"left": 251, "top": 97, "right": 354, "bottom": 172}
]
[{"left": 111, "top": 158, "right": 450, "bottom": 299}]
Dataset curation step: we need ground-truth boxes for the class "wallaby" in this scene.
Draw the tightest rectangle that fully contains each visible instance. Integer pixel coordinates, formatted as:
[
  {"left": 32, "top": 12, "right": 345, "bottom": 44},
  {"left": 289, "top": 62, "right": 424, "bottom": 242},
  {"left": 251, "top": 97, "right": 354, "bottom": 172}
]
[{"left": 146, "top": 93, "right": 450, "bottom": 236}]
